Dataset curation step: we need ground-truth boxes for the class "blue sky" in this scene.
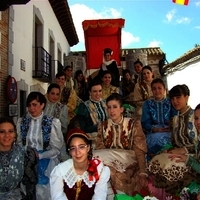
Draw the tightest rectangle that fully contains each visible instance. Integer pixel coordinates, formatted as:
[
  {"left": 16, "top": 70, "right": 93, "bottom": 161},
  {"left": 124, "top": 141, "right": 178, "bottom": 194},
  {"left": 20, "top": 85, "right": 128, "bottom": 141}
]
[{"left": 68, "top": 0, "right": 200, "bottom": 63}]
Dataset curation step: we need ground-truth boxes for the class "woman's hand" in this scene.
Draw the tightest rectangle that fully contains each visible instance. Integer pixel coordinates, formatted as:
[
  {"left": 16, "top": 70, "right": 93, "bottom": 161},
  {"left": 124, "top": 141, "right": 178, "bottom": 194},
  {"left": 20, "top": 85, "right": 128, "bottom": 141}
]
[
  {"left": 168, "top": 154, "right": 187, "bottom": 163},
  {"left": 168, "top": 147, "right": 186, "bottom": 154},
  {"left": 197, "top": 193, "right": 200, "bottom": 200},
  {"left": 139, "top": 174, "right": 148, "bottom": 187}
]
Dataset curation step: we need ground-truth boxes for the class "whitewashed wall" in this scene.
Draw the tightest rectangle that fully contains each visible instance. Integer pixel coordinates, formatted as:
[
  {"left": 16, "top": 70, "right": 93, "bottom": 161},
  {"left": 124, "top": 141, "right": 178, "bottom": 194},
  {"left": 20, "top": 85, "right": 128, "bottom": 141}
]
[
  {"left": 167, "top": 60, "right": 200, "bottom": 109},
  {"left": 11, "top": 0, "right": 70, "bottom": 91}
]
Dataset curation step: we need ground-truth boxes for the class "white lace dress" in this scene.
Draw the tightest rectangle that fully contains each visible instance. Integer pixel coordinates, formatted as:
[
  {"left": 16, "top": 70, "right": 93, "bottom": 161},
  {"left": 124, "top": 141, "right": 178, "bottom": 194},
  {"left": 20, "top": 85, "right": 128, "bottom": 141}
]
[{"left": 50, "top": 158, "right": 110, "bottom": 200}]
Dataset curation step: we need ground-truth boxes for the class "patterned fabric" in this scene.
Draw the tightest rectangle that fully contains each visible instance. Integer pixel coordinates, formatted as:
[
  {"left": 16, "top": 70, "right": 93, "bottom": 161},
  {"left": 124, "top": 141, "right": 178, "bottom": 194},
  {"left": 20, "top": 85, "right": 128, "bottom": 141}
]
[
  {"left": 141, "top": 98, "right": 177, "bottom": 157},
  {"left": 22, "top": 146, "right": 38, "bottom": 200},
  {"left": 44, "top": 100, "right": 68, "bottom": 137},
  {"left": 131, "top": 81, "right": 153, "bottom": 118},
  {"left": 17, "top": 113, "right": 64, "bottom": 200},
  {"left": 172, "top": 107, "right": 197, "bottom": 153},
  {"left": 0, "top": 145, "right": 24, "bottom": 194},
  {"left": 150, "top": 107, "right": 199, "bottom": 194},
  {"left": 60, "top": 87, "right": 71, "bottom": 104},
  {"left": 148, "top": 153, "right": 189, "bottom": 182},
  {"left": 20, "top": 115, "right": 53, "bottom": 150},
  {"left": 93, "top": 118, "right": 147, "bottom": 194},
  {"left": 84, "top": 99, "right": 107, "bottom": 126},
  {"left": 102, "top": 85, "right": 119, "bottom": 100},
  {"left": 60, "top": 87, "right": 77, "bottom": 120}
]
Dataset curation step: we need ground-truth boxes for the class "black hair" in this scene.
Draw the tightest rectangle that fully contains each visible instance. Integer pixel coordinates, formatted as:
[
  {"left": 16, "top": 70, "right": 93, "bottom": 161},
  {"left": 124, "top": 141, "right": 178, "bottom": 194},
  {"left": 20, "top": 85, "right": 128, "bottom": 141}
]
[
  {"left": 64, "top": 65, "right": 72, "bottom": 71},
  {"left": 123, "top": 69, "right": 131, "bottom": 77},
  {"left": 134, "top": 59, "right": 143, "bottom": 67},
  {"left": 195, "top": 103, "right": 200, "bottom": 111},
  {"left": 101, "top": 70, "right": 112, "bottom": 79},
  {"left": 74, "top": 70, "right": 83, "bottom": 80},
  {"left": 103, "top": 48, "right": 112, "bottom": 55},
  {"left": 151, "top": 78, "right": 166, "bottom": 89},
  {"left": 55, "top": 71, "right": 66, "bottom": 79},
  {"left": 106, "top": 93, "right": 123, "bottom": 107},
  {"left": 142, "top": 65, "right": 152, "bottom": 72},
  {"left": 26, "top": 92, "right": 46, "bottom": 108},
  {"left": 47, "top": 83, "right": 60, "bottom": 94},
  {"left": 169, "top": 84, "right": 190, "bottom": 99},
  {"left": 0, "top": 117, "right": 16, "bottom": 131},
  {"left": 88, "top": 79, "right": 102, "bottom": 92}
]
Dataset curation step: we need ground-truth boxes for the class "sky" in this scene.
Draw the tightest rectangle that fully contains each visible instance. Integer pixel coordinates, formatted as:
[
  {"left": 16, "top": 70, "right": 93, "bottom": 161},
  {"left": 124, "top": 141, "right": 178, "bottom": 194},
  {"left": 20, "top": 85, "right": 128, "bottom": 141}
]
[{"left": 68, "top": 0, "right": 200, "bottom": 63}]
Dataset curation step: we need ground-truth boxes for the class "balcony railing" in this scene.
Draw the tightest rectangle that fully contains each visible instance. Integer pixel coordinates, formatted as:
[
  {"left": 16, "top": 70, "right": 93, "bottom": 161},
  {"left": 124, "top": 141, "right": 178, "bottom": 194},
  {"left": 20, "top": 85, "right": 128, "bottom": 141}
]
[
  {"left": 52, "top": 60, "right": 64, "bottom": 73},
  {"left": 33, "top": 46, "right": 52, "bottom": 83}
]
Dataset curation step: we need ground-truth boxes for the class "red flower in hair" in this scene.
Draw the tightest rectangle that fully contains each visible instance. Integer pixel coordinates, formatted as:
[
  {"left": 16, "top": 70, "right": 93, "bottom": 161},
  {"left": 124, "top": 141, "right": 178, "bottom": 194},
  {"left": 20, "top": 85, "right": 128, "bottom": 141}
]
[{"left": 87, "top": 159, "right": 101, "bottom": 181}]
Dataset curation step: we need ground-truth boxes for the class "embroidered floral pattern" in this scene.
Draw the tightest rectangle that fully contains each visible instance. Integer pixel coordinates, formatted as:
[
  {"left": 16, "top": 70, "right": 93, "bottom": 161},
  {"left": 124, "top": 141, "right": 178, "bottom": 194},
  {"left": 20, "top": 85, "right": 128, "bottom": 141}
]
[
  {"left": 20, "top": 115, "right": 53, "bottom": 149},
  {"left": 0, "top": 145, "right": 25, "bottom": 193},
  {"left": 42, "top": 116, "right": 53, "bottom": 149},
  {"left": 20, "top": 117, "right": 31, "bottom": 146}
]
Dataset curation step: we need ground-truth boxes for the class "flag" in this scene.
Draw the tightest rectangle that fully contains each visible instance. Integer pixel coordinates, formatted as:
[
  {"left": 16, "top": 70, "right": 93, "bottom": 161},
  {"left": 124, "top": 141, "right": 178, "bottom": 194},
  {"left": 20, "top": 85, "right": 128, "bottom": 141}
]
[{"left": 172, "top": 0, "right": 189, "bottom": 5}]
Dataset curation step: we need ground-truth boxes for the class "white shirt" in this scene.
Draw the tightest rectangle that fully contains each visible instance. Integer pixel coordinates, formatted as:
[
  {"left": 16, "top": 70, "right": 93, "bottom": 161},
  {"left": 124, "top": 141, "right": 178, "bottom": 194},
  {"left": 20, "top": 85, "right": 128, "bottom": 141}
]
[{"left": 50, "top": 158, "right": 110, "bottom": 200}]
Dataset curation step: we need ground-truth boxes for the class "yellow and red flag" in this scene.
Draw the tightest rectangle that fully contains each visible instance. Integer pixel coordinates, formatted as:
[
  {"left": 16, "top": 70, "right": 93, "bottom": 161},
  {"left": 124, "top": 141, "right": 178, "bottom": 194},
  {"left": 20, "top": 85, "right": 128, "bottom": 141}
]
[{"left": 172, "top": 0, "right": 189, "bottom": 5}]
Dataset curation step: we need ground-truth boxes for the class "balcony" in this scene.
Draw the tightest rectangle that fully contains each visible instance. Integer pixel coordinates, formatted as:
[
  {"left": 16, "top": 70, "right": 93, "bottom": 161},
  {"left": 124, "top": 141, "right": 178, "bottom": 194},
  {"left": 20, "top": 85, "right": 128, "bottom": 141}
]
[{"left": 33, "top": 46, "right": 52, "bottom": 83}]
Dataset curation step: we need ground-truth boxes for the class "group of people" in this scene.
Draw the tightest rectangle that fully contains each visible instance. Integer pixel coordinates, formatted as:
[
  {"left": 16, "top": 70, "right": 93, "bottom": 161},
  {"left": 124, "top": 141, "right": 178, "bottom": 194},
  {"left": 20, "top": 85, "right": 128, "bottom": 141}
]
[{"left": 0, "top": 47, "right": 200, "bottom": 200}]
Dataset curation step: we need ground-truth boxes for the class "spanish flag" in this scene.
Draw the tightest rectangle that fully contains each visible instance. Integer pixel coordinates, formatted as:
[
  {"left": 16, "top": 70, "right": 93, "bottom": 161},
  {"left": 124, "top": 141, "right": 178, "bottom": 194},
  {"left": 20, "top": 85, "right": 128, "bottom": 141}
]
[{"left": 172, "top": 0, "right": 189, "bottom": 5}]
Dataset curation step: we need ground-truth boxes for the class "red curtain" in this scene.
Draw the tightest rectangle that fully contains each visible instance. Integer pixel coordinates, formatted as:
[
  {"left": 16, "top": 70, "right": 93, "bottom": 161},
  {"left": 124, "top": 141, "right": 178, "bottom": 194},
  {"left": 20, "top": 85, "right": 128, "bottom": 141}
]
[{"left": 82, "top": 18, "right": 125, "bottom": 69}]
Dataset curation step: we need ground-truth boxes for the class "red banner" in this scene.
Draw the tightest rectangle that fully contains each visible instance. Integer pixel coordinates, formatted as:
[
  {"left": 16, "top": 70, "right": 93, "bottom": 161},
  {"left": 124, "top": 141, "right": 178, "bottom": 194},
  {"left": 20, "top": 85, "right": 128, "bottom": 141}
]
[{"left": 82, "top": 18, "right": 125, "bottom": 69}]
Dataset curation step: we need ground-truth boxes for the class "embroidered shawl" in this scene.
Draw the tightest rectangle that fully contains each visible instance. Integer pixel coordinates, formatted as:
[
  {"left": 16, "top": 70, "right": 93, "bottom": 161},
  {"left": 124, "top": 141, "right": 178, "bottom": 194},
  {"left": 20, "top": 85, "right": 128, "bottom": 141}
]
[
  {"left": 20, "top": 115, "right": 53, "bottom": 150},
  {"left": 85, "top": 99, "right": 107, "bottom": 125}
]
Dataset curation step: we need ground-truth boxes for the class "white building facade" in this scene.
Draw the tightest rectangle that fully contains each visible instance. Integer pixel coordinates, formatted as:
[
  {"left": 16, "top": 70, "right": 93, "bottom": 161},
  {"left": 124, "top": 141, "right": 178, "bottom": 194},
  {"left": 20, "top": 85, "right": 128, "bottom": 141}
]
[
  {"left": 7, "top": 0, "right": 78, "bottom": 118},
  {"left": 163, "top": 46, "right": 200, "bottom": 109}
]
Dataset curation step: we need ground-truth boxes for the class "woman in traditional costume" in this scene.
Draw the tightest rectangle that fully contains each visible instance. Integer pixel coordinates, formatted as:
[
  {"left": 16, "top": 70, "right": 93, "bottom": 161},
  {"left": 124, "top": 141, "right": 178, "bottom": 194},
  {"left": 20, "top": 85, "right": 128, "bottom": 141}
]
[
  {"left": 0, "top": 117, "right": 37, "bottom": 200},
  {"left": 17, "top": 92, "right": 64, "bottom": 200},
  {"left": 55, "top": 71, "right": 77, "bottom": 121},
  {"left": 148, "top": 84, "right": 198, "bottom": 197},
  {"left": 92, "top": 93, "right": 148, "bottom": 195},
  {"left": 168, "top": 103, "right": 200, "bottom": 198},
  {"left": 122, "top": 69, "right": 135, "bottom": 101},
  {"left": 132, "top": 65, "right": 154, "bottom": 119},
  {"left": 74, "top": 69, "right": 89, "bottom": 102},
  {"left": 141, "top": 78, "right": 177, "bottom": 160},
  {"left": 50, "top": 128, "right": 110, "bottom": 200},
  {"left": 76, "top": 79, "right": 108, "bottom": 133},
  {"left": 101, "top": 70, "right": 119, "bottom": 100},
  {"left": 97, "top": 48, "right": 120, "bottom": 87},
  {"left": 44, "top": 83, "right": 68, "bottom": 137},
  {"left": 44, "top": 83, "right": 68, "bottom": 161}
]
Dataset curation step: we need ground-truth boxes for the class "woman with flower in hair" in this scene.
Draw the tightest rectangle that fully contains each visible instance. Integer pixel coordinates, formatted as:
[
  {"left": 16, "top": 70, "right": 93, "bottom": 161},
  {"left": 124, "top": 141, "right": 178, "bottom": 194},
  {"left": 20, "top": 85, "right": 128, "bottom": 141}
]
[
  {"left": 50, "top": 128, "right": 110, "bottom": 200},
  {"left": 97, "top": 47, "right": 120, "bottom": 87},
  {"left": 132, "top": 65, "right": 154, "bottom": 119},
  {"left": 17, "top": 91, "right": 64, "bottom": 200}
]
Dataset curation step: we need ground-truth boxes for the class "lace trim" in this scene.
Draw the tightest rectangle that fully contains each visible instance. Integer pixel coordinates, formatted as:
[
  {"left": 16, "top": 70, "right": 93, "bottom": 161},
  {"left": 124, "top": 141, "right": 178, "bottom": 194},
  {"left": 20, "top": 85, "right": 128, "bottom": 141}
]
[
  {"left": 20, "top": 114, "right": 53, "bottom": 149},
  {"left": 63, "top": 167, "right": 96, "bottom": 188}
]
